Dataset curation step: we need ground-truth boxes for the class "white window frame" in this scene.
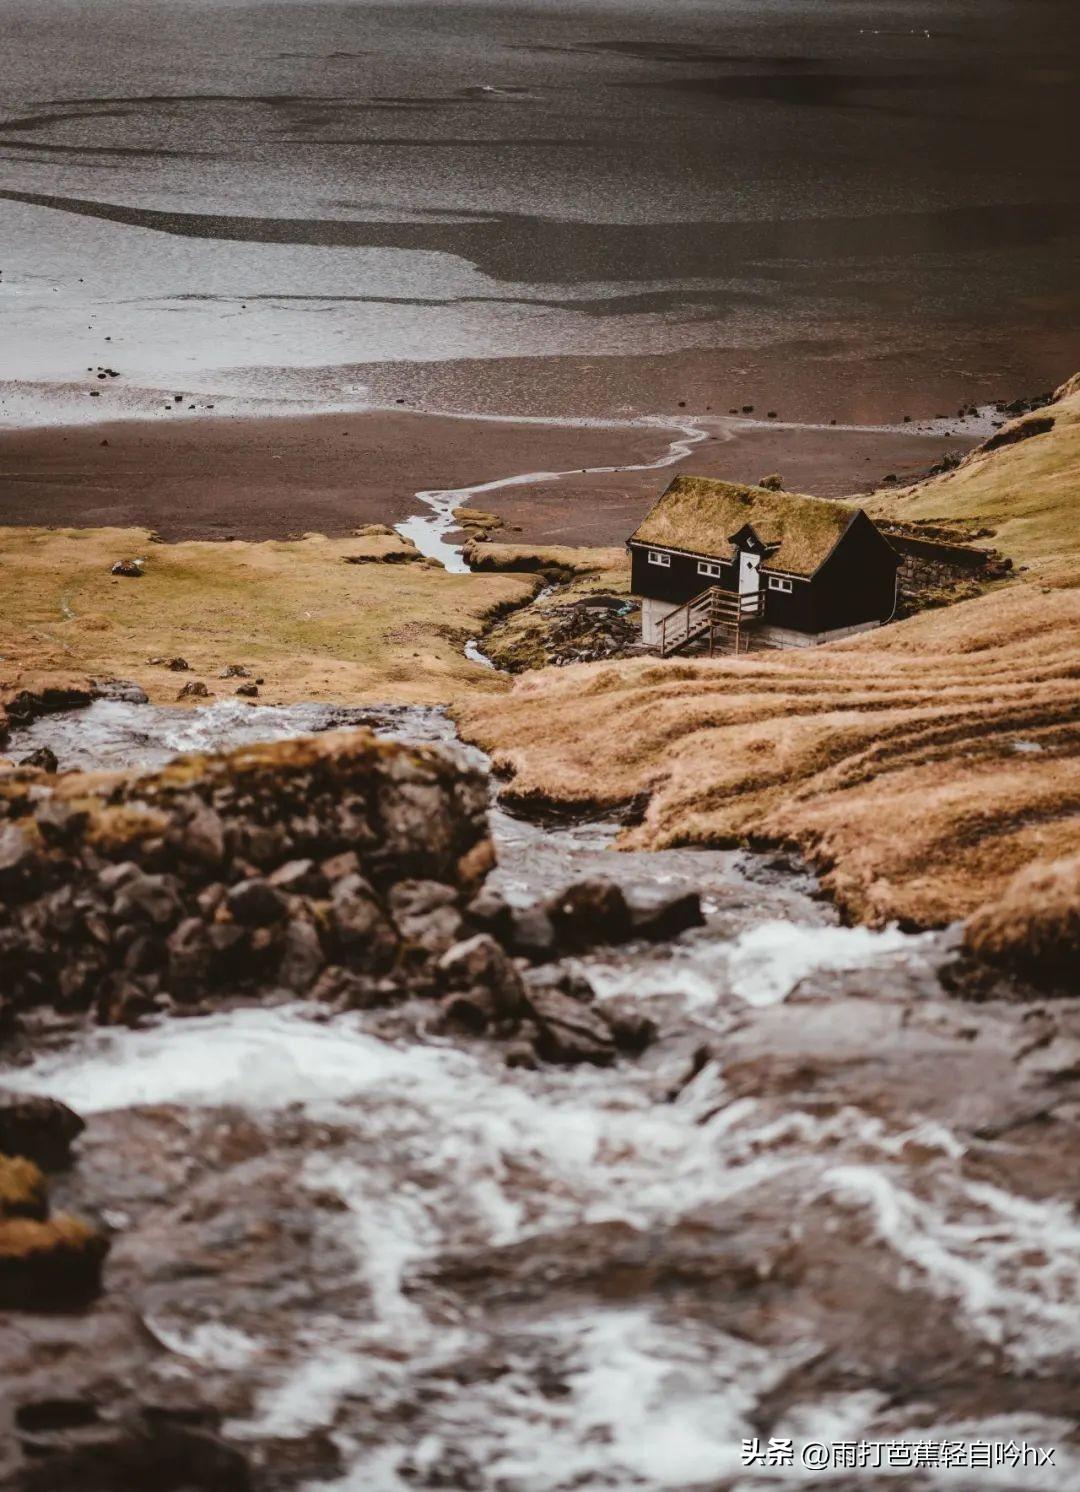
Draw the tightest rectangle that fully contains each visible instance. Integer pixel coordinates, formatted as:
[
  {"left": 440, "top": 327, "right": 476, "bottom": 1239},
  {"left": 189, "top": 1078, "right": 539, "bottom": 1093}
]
[
  {"left": 647, "top": 550, "right": 671, "bottom": 567},
  {"left": 697, "top": 560, "right": 724, "bottom": 578},
  {"left": 767, "top": 575, "right": 793, "bottom": 593}
]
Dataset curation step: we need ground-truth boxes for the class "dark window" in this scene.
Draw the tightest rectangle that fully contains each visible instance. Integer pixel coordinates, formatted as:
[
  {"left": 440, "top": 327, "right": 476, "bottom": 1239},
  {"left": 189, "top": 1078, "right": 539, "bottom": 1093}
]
[
  {"left": 768, "top": 576, "right": 793, "bottom": 593},
  {"left": 648, "top": 550, "right": 671, "bottom": 567}
]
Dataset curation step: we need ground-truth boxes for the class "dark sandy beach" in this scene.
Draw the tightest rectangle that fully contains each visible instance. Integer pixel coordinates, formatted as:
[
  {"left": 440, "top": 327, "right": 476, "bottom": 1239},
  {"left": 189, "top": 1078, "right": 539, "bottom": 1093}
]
[
  {"left": 2, "top": 0, "right": 1079, "bottom": 434},
  {"left": 0, "top": 407, "right": 979, "bottom": 546}
]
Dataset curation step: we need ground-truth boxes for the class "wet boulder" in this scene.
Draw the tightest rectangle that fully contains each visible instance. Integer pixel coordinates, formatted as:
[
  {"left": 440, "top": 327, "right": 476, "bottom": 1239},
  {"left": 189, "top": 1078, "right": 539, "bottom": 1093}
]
[
  {"left": 0, "top": 1093, "right": 85, "bottom": 1169},
  {"left": 330, "top": 874, "right": 398, "bottom": 969},
  {"left": 18, "top": 747, "right": 58, "bottom": 775},
  {"left": 465, "top": 885, "right": 514, "bottom": 941},
  {"left": 602, "top": 997, "right": 659, "bottom": 1056},
  {"left": 625, "top": 887, "right": 704, "bottom": 941},
  {"left": 506, "top": 903, "right": 557, "bottom": 961},
  {"left": 225, "top": 878, "right": 287, "bottom": 928},
  {"left": 545, "top": 878, "right": 632, "bottom": 951},
  {"left": 11, "top": 1418, "right": 252, "bottom": 1492},
  {"left": 309, "top": 964, "right": 399, "bottom": 1010},
  {"left": 169, "top": 803, "right": 226, "bottom": 868},
  {"left": 522, "top": 961, "right": 595, "bottom": 1003},
  {"left": 438, "top": 933, "right": 525, "bottom": 1018},
  {"left": 525, "top": 986, "right": 617, "bottom": 1066},
  {"left": 111, "top": 872, "right": 182, "bottom": 929},
  {"left": 0, "top": 1214, "right": 109, "bottom": 1310},
  {"left": 277, "top": 916, "right": 325, "bottom": 993},
  {"left": 389, "top": 879, "right": 464, "bottom": 956}
]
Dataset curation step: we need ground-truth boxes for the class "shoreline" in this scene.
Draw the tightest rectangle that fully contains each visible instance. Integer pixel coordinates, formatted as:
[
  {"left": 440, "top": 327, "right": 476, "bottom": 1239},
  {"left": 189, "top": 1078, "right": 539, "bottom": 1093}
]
[{"left": 0, "top": 401, "right": 993, "bottom": 550}]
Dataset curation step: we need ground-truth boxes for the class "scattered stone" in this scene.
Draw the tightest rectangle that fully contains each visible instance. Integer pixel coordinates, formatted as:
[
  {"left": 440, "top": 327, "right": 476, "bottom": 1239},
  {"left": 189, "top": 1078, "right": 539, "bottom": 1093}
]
[
  {"left": 110, "top": 559, "right": 143, "bottom": 578},
  {"left": 177, "top": 681, "right": 209, "bottom": 700},
  {"left": 525, "top": 986, "right": 617, "bottom": 1066},
  {"left": 235, "top": 683, "right": 259, "bottom": 698},
  {"left": 602, "top": 997, "right": 659, "bottom": 1055},
  {"left": 92, "top": 679, "right": 149, "bottom": 705},
  {"left": 219, "top": 663, "right": 250, "bottom": 679},
  {"left": 18, "top": 746, "right": 58, "bottom": 775},
  {"left": 758, "top": 473, "right": 784, "bottom": 491}
]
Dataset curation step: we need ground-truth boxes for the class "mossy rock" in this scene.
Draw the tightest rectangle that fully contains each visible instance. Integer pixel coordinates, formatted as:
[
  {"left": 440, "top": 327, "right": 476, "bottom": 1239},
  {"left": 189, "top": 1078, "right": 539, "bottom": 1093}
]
[
  {"left": 0, "top": 1213, "right": 109, "bottom": 1309},
  {"left": 0, "top": 1154, "right": 48, "bottom": 1220},
  {"left": 452, "top": 507, "right": 502, "bottom": 530}
]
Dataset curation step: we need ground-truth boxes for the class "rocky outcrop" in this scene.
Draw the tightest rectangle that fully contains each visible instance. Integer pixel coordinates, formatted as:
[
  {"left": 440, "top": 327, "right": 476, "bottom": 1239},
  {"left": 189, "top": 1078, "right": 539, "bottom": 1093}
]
[
  {"left": 0, "top": 735, "right": 668, "bottom": 1069},
  {"left": 0, "top": 730, "right": 492, "bottom": 1030}
]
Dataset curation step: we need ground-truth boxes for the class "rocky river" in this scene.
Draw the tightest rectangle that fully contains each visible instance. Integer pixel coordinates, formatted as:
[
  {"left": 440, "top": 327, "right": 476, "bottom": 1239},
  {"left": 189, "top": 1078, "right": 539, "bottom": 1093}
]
[{"left": 1, "top": 700, "right": 1078, "bottom": 1491}]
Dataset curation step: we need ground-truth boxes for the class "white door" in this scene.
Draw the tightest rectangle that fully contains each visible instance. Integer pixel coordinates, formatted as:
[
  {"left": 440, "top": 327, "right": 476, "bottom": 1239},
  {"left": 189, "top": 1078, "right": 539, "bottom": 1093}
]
[{"left": 738, "top": 550, "right": 761, "bottom": 595}]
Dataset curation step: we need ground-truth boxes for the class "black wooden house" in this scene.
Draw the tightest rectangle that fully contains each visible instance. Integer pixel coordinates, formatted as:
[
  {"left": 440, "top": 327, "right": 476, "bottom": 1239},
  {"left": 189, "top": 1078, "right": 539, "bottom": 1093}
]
[{"left": 629, "top": 476, "right": 901, "bottom": 654}]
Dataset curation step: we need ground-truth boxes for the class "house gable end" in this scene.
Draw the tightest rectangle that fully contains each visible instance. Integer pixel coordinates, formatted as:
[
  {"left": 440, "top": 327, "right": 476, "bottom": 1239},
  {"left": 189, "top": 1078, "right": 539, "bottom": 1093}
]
[{"left": 812, "top": 509, "right": 901, "bottom": 579}]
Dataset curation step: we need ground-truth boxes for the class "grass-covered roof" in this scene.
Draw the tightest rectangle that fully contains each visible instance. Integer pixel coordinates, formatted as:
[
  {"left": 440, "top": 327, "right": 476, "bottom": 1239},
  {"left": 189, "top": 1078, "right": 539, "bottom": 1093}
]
[{"left": 630, "top": 475, "right": 858, "bottom": 576}]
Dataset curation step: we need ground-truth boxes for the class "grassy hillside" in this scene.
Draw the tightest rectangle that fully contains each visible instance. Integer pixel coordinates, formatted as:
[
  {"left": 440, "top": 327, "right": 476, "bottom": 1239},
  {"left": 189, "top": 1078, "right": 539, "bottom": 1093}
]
[
  {"left": 458, "top": 376, "right": 1080, "bottom": 941},
  {"left": 0, "top": 526, "right": 533, "bottom": 716}
]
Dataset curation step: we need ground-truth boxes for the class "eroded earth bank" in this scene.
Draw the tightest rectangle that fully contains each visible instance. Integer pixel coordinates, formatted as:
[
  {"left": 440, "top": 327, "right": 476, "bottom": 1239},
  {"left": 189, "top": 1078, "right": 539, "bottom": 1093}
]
[{"left": 0, "top": 700, "right": 1078, "bottom": 1491}]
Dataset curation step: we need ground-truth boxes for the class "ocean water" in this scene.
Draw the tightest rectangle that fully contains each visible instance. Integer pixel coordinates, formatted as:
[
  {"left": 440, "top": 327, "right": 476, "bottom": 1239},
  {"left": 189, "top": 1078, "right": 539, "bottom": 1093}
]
[{"left": 1, "top": 0, "right": 1079, "bottom": 421}]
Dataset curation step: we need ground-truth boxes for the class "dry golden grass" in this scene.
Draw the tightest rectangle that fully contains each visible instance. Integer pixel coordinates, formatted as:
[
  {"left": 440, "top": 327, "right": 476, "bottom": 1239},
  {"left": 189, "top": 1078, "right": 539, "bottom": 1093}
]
[
  {"left": 964, "top": 852, "right": 1079, "bottom": 981},
  {"left": 462, "top": 538, "right": 627, "bottom": 576},
  {"left": 632, "top": 475, "right": 855, "bottom": 576},
  {"left": 459, "top": 377, "right": 1080, "bottom": 939},
  {"left": 867, "top": 374, "right": 1080, "bottom": 581},
  {"left": 0, "top": 526, "right": 535, "bottom": 711}
]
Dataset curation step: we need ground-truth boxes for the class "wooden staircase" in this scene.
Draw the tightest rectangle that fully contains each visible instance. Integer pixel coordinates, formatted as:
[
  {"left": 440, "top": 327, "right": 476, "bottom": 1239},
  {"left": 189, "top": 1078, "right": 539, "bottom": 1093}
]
[{"left": 658, "top": 586, "right": 764, "bottom": 657}]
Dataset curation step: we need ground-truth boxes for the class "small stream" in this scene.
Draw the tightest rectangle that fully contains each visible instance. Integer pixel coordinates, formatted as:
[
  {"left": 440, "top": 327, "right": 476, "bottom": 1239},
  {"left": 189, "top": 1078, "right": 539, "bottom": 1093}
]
[
  {"left": 4, "top": 700, "right": 1077, "bottom": 1488},
  {"left": 394, "top": 413, "right": 714, "bottom": 570}
]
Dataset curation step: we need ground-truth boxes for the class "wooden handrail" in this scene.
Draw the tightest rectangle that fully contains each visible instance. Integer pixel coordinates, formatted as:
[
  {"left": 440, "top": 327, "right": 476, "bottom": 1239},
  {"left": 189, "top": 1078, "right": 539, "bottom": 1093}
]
[{"left": 659, "top": 585, "right": 763, "bottom": 656}]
